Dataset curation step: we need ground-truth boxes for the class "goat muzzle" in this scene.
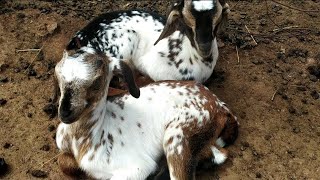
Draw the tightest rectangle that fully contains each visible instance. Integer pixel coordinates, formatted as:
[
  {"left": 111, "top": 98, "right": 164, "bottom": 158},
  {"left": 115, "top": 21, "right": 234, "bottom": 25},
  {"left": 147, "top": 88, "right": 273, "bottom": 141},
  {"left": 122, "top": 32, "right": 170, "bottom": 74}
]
[
  {"left": 198, "top": 42, "right": 212, "bottom": 57},
  {"left": 59, "top": 109, "right": 77, "bottom": 124}
]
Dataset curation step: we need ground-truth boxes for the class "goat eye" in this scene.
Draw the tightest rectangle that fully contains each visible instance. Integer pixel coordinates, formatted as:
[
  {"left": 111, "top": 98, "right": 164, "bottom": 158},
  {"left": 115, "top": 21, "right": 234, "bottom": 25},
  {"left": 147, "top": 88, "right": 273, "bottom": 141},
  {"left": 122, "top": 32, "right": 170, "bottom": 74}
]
[{"left": 90, "top": 77, "right": 102, "bottom": 91}]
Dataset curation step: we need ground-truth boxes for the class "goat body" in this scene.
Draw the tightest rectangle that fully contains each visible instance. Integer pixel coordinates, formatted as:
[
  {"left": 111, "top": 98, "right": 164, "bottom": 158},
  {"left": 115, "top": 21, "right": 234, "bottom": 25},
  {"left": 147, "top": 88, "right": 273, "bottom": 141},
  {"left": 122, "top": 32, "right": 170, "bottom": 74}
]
[
  {"left": 56, "top": 81, "right": 238, "bottom": 179},
  {"left": 67, "top": 9, "right": 219, "bottom": 83}
]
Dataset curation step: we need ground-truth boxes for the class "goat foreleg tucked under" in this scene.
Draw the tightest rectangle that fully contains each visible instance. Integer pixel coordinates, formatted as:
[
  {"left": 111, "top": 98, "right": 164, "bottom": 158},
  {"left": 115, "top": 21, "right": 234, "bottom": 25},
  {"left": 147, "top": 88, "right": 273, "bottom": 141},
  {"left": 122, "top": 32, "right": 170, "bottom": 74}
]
[{"left": 58, "top": 152, "right": 84, "bottom": 178}]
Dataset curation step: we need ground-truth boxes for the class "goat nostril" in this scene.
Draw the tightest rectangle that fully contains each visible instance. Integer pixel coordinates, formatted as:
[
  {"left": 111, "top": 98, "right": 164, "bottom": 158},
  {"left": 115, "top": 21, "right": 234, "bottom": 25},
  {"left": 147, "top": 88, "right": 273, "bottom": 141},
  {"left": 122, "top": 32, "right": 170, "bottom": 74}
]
[
  {"left": 199, "top": 42, "right": 211, "bottom": 50},
  {"left": 61, "top": 110, "right": 72, "bottom": 118}
]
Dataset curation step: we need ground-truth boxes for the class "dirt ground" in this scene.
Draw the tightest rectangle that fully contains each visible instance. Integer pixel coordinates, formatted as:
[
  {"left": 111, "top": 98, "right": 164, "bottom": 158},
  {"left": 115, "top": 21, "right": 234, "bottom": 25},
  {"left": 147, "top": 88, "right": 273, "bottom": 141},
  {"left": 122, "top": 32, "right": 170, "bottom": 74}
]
[{"left": 0, "top": 0, "right": 319, "bottom": 179}]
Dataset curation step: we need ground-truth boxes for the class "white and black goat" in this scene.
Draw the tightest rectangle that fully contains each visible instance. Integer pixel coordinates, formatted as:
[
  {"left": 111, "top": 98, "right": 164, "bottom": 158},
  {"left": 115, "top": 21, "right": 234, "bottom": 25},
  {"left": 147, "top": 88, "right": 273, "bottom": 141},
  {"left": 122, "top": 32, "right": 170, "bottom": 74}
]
[
  {"left": 55, "top": 48, "right": 238, "bottom": 179},
  {"left": 66, "top": 0, "right": 230, "bottom": 83}
]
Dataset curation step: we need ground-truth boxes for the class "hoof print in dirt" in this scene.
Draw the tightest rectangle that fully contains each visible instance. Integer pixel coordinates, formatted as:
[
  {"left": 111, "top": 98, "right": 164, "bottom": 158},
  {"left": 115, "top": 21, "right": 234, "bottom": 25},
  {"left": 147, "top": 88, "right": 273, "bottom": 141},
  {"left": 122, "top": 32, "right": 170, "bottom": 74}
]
[
  {"left": 287, "top": 48, "right": 308, "bottom": 58},
  {"left": 251, "top": 59, "right": 264, "bottom": 65},
  {"left": 0, "top": 64, "right": 9, "bottom": 72},
  {"left": 293, "top": 127, "right": 300, "bottom": 134},
  {"left": 296, "top": 86, "right": 307, "bottom": 92},
  {"left": 277, "top": 51, "right": 286, "bottom": 60},
  {"left": 43, "top": 103, "right": 57, "bottom": 118},
  {"left": 255, "top": 172, "right": 262, "bottom": 178},
  {"left": 307, "top": 65, "right": 320, "bottom": 79},
  {"left": 0, "top": 158, "right": 8, "bottom": 176},
  {"left": 288, "top": 106, "right": 296, "bottom": 114},
  {"left": 310, "top": 90, "right": 319, "bottom": 100},
  {"left": 31, "top": 170, "right": 48, "bottom": 178},
  {"left": 0, "top": 99, "right": 7, "bottom": 106},
  {"left": 40, "top": 144, "right": 50, "bottom": 151},
  {"left": 20, "top": 61, "right": 30, "bottom": 70},
  {"left": 0, "top": 76, "right": 9, "bottom": 83},
  {"left": 26, "top": 68, "right": 37, "bottom": 77},
  {"left": 3, "top": 143, "right": 13, "bottom": 149}
]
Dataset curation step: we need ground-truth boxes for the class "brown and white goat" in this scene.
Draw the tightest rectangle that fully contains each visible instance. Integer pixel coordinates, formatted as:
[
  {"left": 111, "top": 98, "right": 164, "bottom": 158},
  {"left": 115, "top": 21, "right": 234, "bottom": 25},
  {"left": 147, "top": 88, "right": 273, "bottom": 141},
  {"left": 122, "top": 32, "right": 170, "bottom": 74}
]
[{"left": 55, "top": 47, "right": 238, "bottom": 180}]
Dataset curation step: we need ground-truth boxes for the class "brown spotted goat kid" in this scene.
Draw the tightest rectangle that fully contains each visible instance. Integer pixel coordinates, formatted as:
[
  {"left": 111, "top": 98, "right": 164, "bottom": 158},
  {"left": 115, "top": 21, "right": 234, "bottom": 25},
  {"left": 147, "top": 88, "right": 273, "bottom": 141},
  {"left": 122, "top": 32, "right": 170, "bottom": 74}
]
[
  {"left": 66, "top": 0, "right": 230, "bottom": 83},
  {"left": 55, "top": 47, "right": 238, "bottom": 180}
]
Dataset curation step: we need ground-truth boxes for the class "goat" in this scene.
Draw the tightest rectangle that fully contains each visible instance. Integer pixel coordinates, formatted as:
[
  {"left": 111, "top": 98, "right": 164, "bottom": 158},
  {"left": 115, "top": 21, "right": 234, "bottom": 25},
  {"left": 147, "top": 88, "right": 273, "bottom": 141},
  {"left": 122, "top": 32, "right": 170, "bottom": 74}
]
[
  {"left": 55, "top": 47, "right": 239, "bottom": 179},
  {"left": 66, "top": 0, "right": 230, "bottom": 83}
]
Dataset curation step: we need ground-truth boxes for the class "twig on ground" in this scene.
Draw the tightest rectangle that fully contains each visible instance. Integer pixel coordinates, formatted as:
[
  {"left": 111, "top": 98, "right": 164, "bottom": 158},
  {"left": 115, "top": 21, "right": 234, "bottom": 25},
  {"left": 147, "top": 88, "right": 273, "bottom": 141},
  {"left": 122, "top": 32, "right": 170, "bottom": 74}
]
[
  {"left": 123, "top": 2, "right": 131, "bottom": 8},
  {"left": 236, "top": 46, "right": 240, "bottom": 64},
  {"left": 271, "top": 88, "right": 278, "bottom": 101},
  {"left": 272, "top": 26, "right": 316, "bottom": 34},
  {"left": 38, "top": 152, "right": 62, "bottom": 168},
  {"left": 24, "top": 46, "right": 43, "bottom": 73},
  {"left": 231, "top": 0, "right": 242, "bottom": 10},
  {"left": 227, "top": 25, "right": 318, "bottom": 37},
  {"left": 16, "top": 49, "right": 42, "bottom": 52},
  {"left": 273, "top": 25, "right": 299, "bottom": 32},
  {"left": 270, "top": 0, "right": 319, "bottom": 13},
  {"left": 265, "top": 0, "right": 281, "bottom": 28},
  {"left": 245, "top": 25, "right": 258, "bottom": 45}
]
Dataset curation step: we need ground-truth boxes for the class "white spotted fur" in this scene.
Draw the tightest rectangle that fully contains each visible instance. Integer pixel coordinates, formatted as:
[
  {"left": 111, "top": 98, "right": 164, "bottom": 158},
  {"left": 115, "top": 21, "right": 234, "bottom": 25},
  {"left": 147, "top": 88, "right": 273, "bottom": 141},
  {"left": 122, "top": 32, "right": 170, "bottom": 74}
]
[{"left": 68, "top": 9, "right": 219, "bottom": 83}]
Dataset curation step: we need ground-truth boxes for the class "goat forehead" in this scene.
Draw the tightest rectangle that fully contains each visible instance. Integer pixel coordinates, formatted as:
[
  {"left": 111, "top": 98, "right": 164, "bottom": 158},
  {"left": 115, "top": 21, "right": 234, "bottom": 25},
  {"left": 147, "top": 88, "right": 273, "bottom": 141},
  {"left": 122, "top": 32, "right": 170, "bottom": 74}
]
[
  {"left": 60, "top": 57, "right": 91, "bottom": 82},
  {"left": 192, "top": 0, "right": 215, "bottom": 12}
]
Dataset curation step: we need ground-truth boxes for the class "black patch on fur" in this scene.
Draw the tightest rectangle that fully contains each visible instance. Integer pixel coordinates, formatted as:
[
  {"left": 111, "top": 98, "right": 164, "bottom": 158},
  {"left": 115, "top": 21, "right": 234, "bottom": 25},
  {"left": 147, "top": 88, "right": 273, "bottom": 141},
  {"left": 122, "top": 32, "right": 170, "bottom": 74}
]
[
  {"left": 191, "top": 8, "right": 215, "bottom": 46},
  {"left": 60, "top": 88, "right": 73, "bottom": 118},
  {"left": 107, "top": 133, "right": 114, "bottom": 145},
  {"left": 179, "top": 68, "right": 189, "bottom": 75},
  {"left": 158, "top": 52, "right": 166, "bottom": 57},
  {"left": 119, "top": 61, "right": 140, "bottom": 98},
  {"left": 66, "top": 10, "right": 165, "bottom": 51},
  {"left": 167, "top": 37, "right": 187, "bottom": 68}
]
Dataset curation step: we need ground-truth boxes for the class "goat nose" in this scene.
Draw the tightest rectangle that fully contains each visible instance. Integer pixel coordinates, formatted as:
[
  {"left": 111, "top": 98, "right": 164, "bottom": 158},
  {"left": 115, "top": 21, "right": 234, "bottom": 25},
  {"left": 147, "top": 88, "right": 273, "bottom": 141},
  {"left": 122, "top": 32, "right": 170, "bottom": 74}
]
[
  {"left": 60, "top": 109, "right": 72, "bottom": 118},
  {"left": 199, "top": 42, "right": 211, "bottom": 50}
]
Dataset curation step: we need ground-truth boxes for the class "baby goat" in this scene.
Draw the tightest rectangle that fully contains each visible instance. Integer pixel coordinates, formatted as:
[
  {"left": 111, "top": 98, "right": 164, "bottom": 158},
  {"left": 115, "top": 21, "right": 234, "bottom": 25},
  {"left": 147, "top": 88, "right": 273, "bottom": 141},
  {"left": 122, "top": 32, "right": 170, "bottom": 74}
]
[
  {"left": 55, "top": 48, "right": 238, "bottom": 179},
  {"left": 66, "top": 0, "right": 230, "bottom": 83}
]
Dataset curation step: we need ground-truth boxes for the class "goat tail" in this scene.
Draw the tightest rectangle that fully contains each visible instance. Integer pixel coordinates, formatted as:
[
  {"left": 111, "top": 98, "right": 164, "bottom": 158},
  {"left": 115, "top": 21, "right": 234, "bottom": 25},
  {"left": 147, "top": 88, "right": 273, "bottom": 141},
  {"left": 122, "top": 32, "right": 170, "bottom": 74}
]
[{"left": 216, "top": 113, "right": 239, "bottom": 148}]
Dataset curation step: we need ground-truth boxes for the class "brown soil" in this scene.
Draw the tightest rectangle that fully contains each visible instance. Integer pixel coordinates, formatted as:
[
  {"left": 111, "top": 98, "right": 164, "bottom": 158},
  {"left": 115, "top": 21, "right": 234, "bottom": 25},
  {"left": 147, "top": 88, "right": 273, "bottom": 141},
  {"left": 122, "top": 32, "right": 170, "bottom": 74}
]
[{"left": 0, "top": 0, "right": 319, "bottom": 179}]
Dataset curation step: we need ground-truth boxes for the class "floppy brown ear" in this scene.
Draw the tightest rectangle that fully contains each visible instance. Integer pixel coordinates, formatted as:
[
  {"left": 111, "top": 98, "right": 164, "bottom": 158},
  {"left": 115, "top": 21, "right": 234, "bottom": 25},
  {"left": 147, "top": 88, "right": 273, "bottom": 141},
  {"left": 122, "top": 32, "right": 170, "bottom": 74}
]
[
  {"left": 217, "top": 2, "right": 230, "bottom": 35},
  {"left": 107, "top": 87, "right": 127, "bottom": 97},
  {"left": 113, "top": 61, "right": 140, "bottom": 98},
  {"left": 154, "top": 1, "right": 184, "bottom": 45}
]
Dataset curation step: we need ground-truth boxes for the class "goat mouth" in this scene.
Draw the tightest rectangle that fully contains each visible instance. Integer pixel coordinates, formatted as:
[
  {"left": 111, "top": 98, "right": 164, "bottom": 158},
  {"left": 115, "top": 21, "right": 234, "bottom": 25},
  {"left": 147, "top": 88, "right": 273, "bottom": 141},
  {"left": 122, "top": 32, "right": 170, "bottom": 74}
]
[
  {"left": 59, "top": 113, "right": 78, "bottom": 124},
  {"left": 197, "top": 43, "right": 213, "bottom": 58},
  {"left": 199, "top": 50, "right": 212, "bottom": 58}
]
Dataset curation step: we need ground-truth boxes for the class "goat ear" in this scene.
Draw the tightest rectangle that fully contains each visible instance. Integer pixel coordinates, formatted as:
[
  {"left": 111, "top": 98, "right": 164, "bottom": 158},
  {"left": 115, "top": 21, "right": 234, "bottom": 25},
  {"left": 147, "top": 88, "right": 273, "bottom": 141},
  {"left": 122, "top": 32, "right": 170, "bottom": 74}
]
[
  {"left": 107, "top": 87, "right": 127, "bottom": 97},
  {"left": 113, "top": 61, "right": 140, "bottom": 98},
  {"left": 154, "top": 1, "right": 184, "bottom": 45},
  {"left": 217, "top": 3, "right": 230, "bottom": 35}
]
